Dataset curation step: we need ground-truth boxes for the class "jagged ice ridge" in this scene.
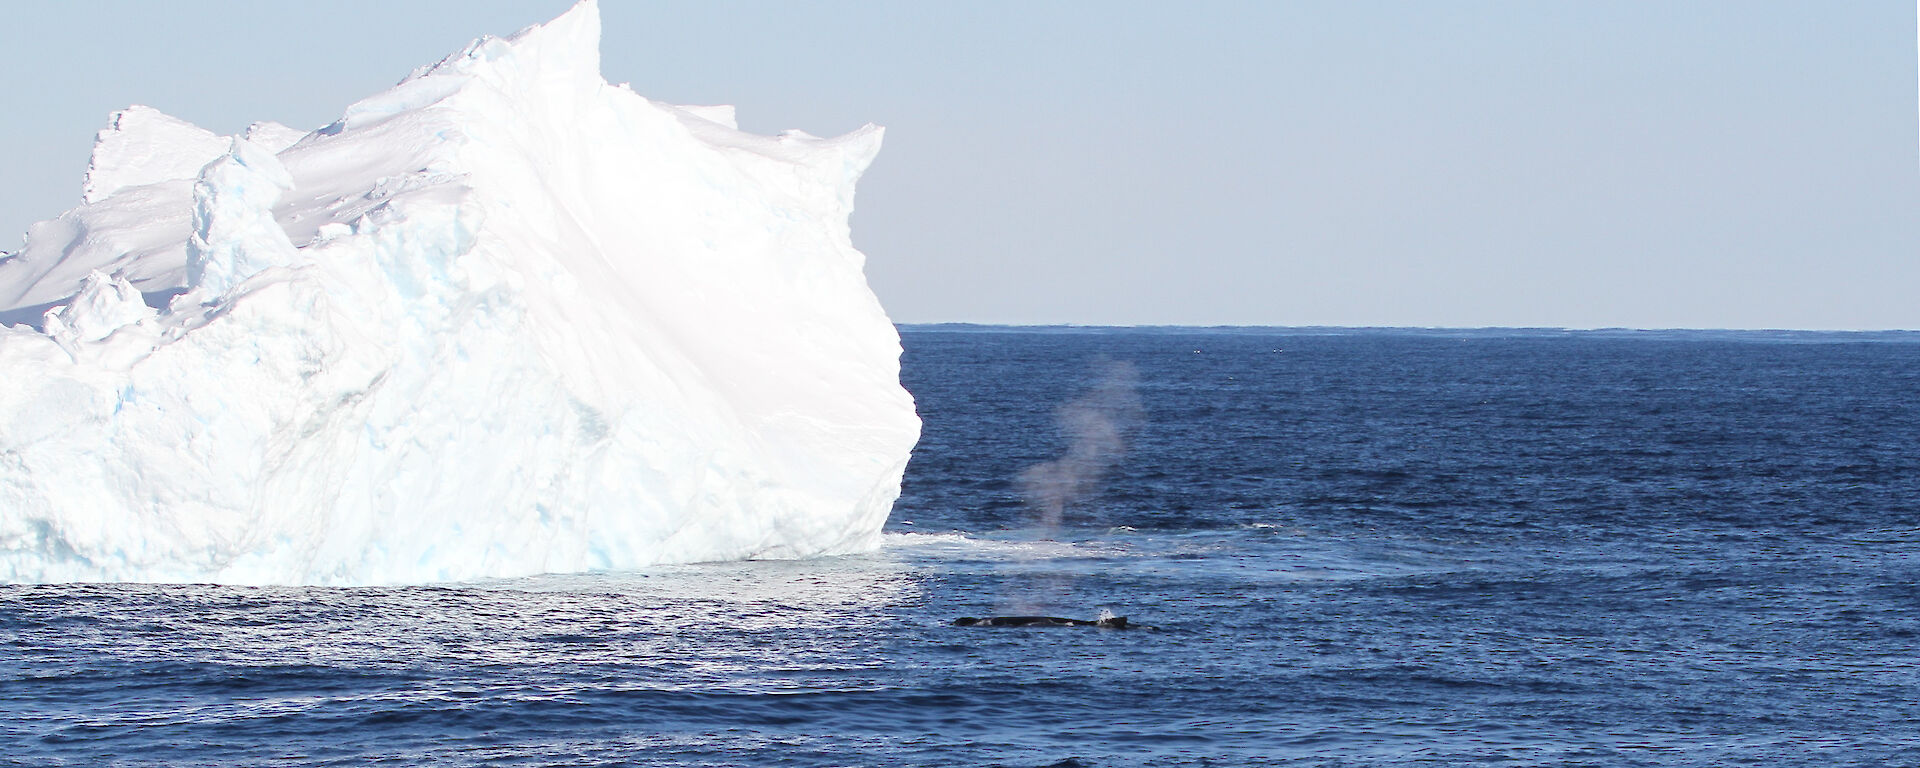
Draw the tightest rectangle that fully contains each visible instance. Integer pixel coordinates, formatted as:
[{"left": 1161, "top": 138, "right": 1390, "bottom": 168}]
[{"left": 0, "top": 1, "right": 920, "bottom": 585}]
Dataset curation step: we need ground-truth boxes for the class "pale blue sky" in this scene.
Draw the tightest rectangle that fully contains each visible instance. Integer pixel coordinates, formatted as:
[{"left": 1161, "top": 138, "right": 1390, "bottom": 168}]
[{"left": 2, "top": 1, "right": 1915, "bottom": 328}]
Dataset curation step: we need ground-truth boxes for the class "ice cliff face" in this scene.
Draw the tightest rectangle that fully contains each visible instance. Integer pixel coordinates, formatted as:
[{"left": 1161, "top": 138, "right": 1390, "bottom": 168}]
[{"left": 0, "top": 1, "right": 919, "bottom": 585}]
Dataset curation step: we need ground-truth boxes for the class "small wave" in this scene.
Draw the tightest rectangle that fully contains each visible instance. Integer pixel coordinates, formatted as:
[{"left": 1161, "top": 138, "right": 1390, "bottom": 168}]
[{"left": 879, "top": 532, "right": 1131, "bottom": 561}]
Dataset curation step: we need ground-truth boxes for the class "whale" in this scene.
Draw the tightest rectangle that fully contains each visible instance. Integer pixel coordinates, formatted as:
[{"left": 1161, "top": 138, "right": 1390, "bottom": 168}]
[{"left": 952, "top": 615, "right": 1131, "bottom": 629}]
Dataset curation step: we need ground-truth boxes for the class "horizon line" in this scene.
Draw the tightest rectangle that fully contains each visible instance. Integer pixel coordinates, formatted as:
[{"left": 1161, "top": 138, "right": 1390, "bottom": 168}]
[{"left": 896, "top": 322, "right": 1920, "bottom": 335}]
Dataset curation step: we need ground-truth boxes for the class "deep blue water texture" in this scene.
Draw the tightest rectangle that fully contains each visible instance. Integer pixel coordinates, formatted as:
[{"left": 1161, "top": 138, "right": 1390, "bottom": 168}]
[{"left": 2, "top": 326, "right": 1917, "bottom": 766}]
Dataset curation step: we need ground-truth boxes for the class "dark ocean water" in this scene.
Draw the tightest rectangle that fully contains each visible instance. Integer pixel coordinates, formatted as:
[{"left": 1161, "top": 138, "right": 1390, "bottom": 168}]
[{"left": 3, "top": 326, "right": 1918, "bottom": 766}]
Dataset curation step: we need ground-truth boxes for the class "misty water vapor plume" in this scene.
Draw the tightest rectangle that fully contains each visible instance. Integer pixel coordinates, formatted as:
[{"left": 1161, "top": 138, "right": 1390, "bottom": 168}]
[{"left": 1019, "top": 359, "right": 1143, "bottom": 534}]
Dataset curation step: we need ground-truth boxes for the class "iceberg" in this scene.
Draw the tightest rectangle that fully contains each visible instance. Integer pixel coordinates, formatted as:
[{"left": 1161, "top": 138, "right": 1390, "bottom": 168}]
[{"left": 0, "top": 1, "right": 919, "bottom": 585}]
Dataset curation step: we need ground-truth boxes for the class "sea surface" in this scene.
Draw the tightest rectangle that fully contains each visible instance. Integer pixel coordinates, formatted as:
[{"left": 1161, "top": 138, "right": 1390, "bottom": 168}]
[{"left": 3, "top": 326, "right": 1918, "bottom": 766}]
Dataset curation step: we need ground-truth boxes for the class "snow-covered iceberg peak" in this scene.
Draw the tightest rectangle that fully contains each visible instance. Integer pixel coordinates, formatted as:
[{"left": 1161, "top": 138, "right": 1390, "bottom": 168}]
[
  {"left": 82, "top": 105, "right": 232, "bottom": 205},
  {"left": 0, "top": 0, "right": 919, "bottom": 585}
]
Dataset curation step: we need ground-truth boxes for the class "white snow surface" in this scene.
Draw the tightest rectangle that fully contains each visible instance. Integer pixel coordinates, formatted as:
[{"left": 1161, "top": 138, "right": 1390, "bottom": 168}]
[
  {"left": 0, "top": 1, "right": 919, "bottom": 585},
  {"left": 81, "top": 106, "right": 233, "bottom": 206}
]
